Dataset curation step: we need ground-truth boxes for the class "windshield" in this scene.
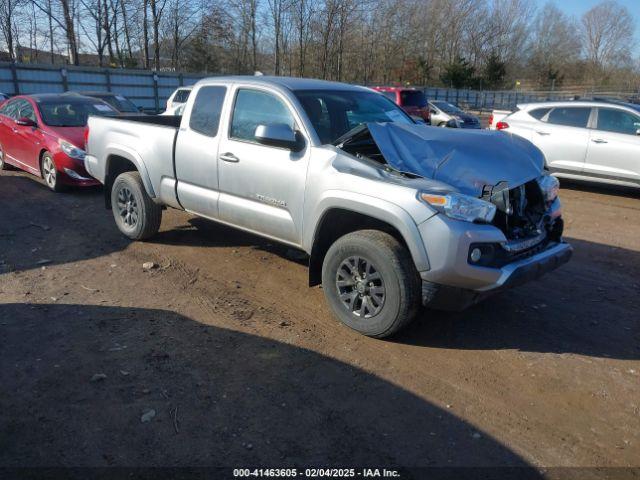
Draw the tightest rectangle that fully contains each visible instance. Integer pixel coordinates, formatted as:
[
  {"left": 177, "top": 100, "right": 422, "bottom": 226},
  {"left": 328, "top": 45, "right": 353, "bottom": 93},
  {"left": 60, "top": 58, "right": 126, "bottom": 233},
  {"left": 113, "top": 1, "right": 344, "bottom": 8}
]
[
  {"left": 432, "top": 101, "right": 463, "bottom": 114},
  {"left": 97, "top": 94, "right": 139, "bottom": 113},
  {"left": 37, "top": 98, "right": 118, "bottom": 127},
  {"left": 294, "top": 89, "right": 414, "bottom": 144},
  {"left": 400, "top": 90, "right": 427, "bottom": 107}
]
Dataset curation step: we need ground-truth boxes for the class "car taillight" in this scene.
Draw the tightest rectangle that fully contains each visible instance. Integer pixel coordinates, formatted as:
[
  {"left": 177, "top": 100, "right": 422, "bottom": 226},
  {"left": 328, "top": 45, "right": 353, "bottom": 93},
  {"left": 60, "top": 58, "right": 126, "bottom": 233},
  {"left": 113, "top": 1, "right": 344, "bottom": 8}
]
[
  {"left": 488, "top": 113, "right": 493, "bottom": 126},
  {"left": 84, "top": 127, "right": 89, "bottom": 149},
  {"left": 496, "top": 121, "right": 509, "bottom": 130}
]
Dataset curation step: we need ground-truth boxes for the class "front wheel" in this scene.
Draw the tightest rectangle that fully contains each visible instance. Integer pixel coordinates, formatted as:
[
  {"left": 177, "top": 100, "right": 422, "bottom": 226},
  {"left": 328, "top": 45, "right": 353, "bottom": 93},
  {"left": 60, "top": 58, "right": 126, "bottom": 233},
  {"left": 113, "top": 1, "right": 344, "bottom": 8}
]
[
  {"left": 41, "top": 152, "right": 64, "bottom": 192},
  {"left": 321, "top": 230, "right": 421, "bottom": 338},
  {"left": 0, "top": 143, "right": 6, "bottom": 170},
  {"left": 111, "top": 171, "right": 162, "bottom": 240}
]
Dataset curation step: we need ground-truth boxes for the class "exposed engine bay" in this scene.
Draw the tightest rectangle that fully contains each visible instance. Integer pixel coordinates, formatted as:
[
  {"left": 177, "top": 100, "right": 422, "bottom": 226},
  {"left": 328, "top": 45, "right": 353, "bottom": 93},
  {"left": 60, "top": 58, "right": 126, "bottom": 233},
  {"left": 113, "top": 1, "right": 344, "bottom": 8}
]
[{"left": 335, "top": 122, "right": 563, "bottom": 255}]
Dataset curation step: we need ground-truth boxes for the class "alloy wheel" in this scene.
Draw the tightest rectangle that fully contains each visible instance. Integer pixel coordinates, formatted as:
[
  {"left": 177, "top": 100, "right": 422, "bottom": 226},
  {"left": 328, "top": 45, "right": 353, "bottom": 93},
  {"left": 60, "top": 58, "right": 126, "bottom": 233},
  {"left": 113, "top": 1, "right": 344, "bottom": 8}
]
[
  {"left": 336, "top": 256, "right": 386, "bottom": 318},
  {"left": 116, "top": 186, "right": 139, "bottom": 229},
  {"left": 42, "top": 156, "right": 56, "bottom": 188}
]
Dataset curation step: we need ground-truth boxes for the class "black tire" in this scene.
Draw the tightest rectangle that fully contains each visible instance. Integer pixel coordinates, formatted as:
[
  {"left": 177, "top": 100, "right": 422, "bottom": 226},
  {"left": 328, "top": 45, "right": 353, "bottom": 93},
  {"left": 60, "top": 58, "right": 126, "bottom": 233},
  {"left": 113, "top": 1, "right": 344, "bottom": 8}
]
[
  {"left": 438, "top": 122, "right": 447, "bottom": 127},
  {"left": 111, "top": 171, "right": 162, "bottom": 240},
  {"left": 321, "top": 230, "right": 421, "bottom": 338},
  {"left": 41, "top": 151, "right": 65, "bottom": 192}
]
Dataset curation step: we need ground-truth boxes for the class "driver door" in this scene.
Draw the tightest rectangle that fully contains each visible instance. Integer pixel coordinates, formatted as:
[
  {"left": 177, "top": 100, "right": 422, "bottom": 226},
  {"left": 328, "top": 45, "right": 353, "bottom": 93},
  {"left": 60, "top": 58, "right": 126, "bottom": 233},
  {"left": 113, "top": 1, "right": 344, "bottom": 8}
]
[
  {"left": 12, "top": 99, "right": 42, "bottom": 173},
  {"left": 217, "top": 86, "right": 310, "bottom": 245}
]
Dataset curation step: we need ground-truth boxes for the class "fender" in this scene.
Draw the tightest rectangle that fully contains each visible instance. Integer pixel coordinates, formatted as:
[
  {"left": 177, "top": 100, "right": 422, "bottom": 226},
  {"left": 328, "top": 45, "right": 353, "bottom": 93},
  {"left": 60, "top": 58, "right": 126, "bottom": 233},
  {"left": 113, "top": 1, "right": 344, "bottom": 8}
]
[
  {"left": 104, "top": 143, "right": 156, "bottom": 198},
  {"left": 306, "top": 190, "right": 432, "bottom": 272}
]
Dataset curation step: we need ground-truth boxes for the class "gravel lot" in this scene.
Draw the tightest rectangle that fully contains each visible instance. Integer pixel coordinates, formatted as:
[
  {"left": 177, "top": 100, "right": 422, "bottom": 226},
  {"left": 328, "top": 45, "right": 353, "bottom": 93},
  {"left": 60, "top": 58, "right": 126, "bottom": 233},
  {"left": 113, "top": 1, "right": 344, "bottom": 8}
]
[{"left": 1, "top": 168, "right": 639, "bottom": 475}]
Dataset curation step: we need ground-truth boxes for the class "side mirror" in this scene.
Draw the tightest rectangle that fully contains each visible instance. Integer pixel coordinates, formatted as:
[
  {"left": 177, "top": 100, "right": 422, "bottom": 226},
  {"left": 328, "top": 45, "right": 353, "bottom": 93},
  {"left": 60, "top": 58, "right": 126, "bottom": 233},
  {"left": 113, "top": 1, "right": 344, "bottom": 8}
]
[
  {"left": 16, "top": 117, "right": 37, "bottom": 128},
  {"left": 255, "top": 123, "right": 303, "bottom": 151}
]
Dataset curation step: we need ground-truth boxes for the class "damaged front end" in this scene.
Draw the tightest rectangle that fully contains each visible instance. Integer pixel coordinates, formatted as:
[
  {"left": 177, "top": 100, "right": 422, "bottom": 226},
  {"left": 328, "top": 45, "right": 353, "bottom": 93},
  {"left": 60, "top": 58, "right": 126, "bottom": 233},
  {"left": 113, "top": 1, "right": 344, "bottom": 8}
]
[{"left": 335, "top": 122, "right": 571, "bottom": 309}]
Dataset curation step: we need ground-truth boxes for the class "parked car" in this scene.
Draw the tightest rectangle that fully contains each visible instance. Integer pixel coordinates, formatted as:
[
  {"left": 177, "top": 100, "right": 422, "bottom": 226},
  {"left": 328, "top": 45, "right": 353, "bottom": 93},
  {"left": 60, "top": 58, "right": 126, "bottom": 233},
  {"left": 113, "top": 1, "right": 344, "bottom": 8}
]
[
  {"left": 166, "top": 86, "right": 193, "bottom": 111},
  {"left": 67, "top": 91, "right": 143, "bottom": 114},
  {"left": 497, "top": 100, "right": 640, "bottom": 189},
  {"left": 429, "top": 100, "right": 481, "bottom": 128},
  {"left": 488, "top": 109, "right": 512, "bottom": 130},
  {"left": 85, "top": 76, "right": 571, "bottom": 338},
  {"left": 161, "top": 103, "right": 185, "bottom": 116},
  {"left": 0, "top": 94, "right": 118, "bottom": 191},
  {"left": 371, "top": 86, "right": 430, "bottom": 123}
]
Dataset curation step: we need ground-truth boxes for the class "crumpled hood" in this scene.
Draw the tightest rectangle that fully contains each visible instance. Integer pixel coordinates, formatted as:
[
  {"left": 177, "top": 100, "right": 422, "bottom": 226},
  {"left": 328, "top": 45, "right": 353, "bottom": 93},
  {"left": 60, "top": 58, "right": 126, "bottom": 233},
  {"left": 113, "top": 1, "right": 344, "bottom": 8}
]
[{"left": 366, "top": 122, "right": 544, "bottom": 197}]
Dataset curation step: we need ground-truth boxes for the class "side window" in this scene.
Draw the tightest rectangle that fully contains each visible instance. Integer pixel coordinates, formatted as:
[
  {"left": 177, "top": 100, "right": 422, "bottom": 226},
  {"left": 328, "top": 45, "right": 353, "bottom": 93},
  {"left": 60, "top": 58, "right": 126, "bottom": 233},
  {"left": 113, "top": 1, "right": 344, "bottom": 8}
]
[
  {"left": 230, "top": 89, "right": 295, "bottom": 142},
  {"left": 16, "top": 101, "right": 36, "bottom": 122},
  {"left": 529, "top": 108, "right": 551, "bottom": 121},
  {"left": 596, "top": 108, "right": 640, "bottom": 135},
  {"left": 189, "top": 86, "right": 226, "bottom": 137},
  {"left": 547, "top": 107, "right": 591, "bottom": 128},
  {"left": 174, "top": 89, "right": 190, "bottom": 103}
]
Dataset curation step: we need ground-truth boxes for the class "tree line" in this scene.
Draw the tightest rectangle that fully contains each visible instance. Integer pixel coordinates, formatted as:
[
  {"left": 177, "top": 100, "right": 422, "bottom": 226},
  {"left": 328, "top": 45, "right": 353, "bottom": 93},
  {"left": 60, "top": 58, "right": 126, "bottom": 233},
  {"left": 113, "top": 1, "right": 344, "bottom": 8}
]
[{"left": 0, "top": 0, "right": 638, "bottom": 90}]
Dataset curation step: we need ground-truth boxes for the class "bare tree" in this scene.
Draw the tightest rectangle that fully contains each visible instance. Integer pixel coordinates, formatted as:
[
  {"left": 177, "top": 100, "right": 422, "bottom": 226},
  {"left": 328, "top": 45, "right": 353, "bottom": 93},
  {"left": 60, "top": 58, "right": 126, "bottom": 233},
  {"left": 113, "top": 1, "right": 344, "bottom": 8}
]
[
  {"left": 0, "top": 0, "right": 23, "bottom": 61},
  {"left": 581, "top": 0, "right": 634, "bottom": 71}
]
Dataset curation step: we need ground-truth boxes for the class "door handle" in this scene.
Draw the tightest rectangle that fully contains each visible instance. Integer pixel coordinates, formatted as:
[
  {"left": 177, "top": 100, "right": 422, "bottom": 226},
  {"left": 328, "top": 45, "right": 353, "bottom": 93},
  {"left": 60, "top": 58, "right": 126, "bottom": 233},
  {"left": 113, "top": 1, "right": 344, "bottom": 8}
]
[
  {"left": 535, "top": 131, "right": 550, "bottom": 136},
  {"left": 591, "top": 139, "right": 607, "bottom": 144},
  {"left": 220, "top": 152, "right": 239, "bottom": 163}
]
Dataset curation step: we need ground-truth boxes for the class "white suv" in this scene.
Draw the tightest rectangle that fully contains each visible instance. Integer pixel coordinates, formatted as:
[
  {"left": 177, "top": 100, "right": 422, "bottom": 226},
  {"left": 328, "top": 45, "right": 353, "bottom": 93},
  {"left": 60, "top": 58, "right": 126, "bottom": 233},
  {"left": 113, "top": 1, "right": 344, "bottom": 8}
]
[
  {"left": 166, "top": 86, "right": 193, "bottom": 111},
  {"left": 499, "top": 100, "right": 640, "bottom": 189}
]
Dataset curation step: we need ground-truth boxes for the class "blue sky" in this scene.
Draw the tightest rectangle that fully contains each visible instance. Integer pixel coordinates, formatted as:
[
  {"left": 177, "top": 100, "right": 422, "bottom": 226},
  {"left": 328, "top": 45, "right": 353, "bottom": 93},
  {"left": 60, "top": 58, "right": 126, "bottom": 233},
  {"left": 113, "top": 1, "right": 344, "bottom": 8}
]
[
  {"left": 554, "top": 0, "right": 639, "bottom": 46},
  {"left": 559, "top": 0, "right": 639, "bottom": 26}
]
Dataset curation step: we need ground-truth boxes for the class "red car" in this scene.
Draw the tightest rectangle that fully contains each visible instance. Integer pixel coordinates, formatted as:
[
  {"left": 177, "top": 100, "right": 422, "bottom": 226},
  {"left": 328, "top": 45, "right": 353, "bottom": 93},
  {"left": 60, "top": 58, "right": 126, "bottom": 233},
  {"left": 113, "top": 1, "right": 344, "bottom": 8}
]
[
  {"left": 0, "top": 94, "right": 118, "bottom": 191},
  {"left": 371, "top": 86, "right": 430, "bottom": 123}
]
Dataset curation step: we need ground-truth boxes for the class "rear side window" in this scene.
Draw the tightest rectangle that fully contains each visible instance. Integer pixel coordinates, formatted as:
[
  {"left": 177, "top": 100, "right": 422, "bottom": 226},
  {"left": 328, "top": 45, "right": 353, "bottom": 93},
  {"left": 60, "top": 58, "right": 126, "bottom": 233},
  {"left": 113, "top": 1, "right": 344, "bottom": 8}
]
[
  {"left": 230, "top": 89, "right": 295, "bottom": 142},
  {"left": 596, "top": 108, "right": 640, "bottom": 135},
  {"left": 547, "top": 107, "right": 591, "bottom": 128},
  {"left": 400, "top": 90, "right": 427, "bottom": 107},
  {"left": 189, "top": 86, "right": 226, "bottom": 137},
  {"left": 173, "top": 89, "right": 191, "bottom": 104},
  {"left": 529, "top": 108, "right": 551, "bottom": 120}
]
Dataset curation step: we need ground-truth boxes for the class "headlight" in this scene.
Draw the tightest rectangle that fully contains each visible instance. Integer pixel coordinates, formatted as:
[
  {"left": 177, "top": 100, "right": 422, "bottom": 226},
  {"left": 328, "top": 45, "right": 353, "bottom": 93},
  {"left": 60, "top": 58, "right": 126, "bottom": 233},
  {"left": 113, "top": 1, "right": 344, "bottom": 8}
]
[
  {"left": 537, "top": 174, "right": 559, "bottom": 203},
  {"left": 420, "top": 192, "right": 497, "bottom": 223},
  {"left": 59, "top": 140, "right": 86, "bottom": 160}
]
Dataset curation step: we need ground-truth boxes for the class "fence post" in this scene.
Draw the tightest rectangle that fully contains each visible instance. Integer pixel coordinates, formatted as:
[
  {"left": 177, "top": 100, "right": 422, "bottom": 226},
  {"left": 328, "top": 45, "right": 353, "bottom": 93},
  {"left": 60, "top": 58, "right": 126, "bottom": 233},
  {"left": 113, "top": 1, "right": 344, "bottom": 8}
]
[
  {"left": 60, "top": 68, "right": 68, "bottom": 91},
  {"left": 105, "top": 68, "right": 112, "bottom": 92},
  {"left": 10, "top": 62, "right": 19, "bottom": 95},
  {"left": 153, "top": 72, "right": 159, "bottom": 114}
]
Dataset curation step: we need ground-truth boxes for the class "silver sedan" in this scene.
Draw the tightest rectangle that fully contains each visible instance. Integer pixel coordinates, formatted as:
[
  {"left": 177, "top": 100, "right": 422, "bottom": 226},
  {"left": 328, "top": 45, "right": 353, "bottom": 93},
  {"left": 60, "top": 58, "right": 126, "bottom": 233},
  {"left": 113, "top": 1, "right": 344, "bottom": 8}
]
[{"left": 500, "top": 100, "right": 640, "bottom": 189}]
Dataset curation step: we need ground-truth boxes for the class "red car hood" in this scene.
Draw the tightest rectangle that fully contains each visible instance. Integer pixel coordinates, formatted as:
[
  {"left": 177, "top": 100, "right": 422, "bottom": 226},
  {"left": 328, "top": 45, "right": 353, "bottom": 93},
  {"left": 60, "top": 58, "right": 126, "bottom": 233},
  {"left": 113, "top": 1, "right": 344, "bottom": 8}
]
[{"left": 46, "top": 126, "right": 87, "bottom": 149}]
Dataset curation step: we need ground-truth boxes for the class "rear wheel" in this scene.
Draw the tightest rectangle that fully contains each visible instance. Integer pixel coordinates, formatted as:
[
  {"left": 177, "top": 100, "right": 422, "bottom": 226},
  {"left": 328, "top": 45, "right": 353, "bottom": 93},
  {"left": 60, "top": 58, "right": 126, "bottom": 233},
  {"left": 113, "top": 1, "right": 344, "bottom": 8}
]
[
  {"left": 111, "top": 171, "right": 162, "bottom": 240},
  {"left": 321, "top": 230, "right": 421, "bottom": 338},
  {"left": 41, "top": 152, "right": 64, "bottom": 192}
]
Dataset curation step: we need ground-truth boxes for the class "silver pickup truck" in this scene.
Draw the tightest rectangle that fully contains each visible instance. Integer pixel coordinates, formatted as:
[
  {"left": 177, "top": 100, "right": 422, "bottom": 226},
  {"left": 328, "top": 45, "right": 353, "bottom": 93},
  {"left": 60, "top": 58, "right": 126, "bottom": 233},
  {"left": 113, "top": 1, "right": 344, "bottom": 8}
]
[{"left": 85, "top": 76, "right": 571, "bottom": 338}]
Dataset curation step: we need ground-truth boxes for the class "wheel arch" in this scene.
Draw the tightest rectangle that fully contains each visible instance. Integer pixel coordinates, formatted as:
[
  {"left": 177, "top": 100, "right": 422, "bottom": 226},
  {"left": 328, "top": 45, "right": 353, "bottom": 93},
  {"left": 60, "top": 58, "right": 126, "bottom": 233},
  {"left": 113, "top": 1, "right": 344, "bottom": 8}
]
[
  {"left": 307, "top": 202, "right": 429, "bottom": 287},
  {"left": 103, "top": 152, "right": 155, "bottom": 209}
]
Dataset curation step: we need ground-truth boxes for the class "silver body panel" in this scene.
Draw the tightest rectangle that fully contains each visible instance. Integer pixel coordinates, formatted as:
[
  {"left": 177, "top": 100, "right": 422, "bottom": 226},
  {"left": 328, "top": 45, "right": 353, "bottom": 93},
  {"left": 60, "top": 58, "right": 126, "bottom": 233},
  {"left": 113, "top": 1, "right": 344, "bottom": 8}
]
[
  {"left": 85, "top": 76, "right": 570, "bottom": 294},
  {"left": 505, "top": 101, "right": 640, "bottom": 188}
]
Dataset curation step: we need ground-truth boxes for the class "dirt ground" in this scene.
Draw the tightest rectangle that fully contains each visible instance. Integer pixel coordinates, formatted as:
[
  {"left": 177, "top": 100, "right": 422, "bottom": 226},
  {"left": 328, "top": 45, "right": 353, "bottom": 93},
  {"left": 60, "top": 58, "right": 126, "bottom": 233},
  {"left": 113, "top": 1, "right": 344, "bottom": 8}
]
[{"left": 1, "top": 168, "right": 639, "bottom": 476}]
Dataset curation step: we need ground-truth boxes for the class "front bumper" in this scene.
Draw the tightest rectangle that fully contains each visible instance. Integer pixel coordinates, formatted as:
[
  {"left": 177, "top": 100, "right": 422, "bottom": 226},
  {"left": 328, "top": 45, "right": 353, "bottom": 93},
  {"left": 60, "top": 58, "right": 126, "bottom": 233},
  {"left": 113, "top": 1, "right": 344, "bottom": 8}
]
[{"left": 418, "top": 213, "right": 572, "bottom": 309}]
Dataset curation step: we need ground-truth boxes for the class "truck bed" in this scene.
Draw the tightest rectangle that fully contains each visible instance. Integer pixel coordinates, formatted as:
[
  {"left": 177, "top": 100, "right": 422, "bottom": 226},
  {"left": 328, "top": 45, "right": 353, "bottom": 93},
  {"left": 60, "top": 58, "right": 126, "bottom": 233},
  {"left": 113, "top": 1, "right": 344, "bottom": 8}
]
[{"left": 106, "top": 114, "right": 182, "bottom": 129}]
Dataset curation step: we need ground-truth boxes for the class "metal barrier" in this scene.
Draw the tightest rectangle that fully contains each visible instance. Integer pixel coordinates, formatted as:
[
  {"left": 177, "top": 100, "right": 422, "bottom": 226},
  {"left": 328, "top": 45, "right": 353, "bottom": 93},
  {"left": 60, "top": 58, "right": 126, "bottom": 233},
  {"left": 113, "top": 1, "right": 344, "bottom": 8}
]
[
  {"left": 0, "top": 62, "right": 209, "bottom": 113},
  {"left": 2, "top": 61, "right": 637, "bottom": 114}
]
